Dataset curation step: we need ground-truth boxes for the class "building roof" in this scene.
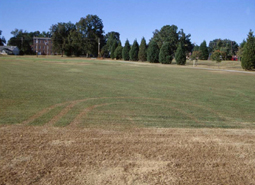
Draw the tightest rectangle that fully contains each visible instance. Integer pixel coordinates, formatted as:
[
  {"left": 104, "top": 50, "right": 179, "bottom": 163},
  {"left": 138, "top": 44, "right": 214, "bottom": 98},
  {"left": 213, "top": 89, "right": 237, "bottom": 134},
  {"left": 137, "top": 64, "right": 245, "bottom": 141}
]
[
  {"left": 33, "top": 37, "right": 52, "bottom": 40},
  {"left": 0, "top": 46, "right": 19, "bottom": 51}
]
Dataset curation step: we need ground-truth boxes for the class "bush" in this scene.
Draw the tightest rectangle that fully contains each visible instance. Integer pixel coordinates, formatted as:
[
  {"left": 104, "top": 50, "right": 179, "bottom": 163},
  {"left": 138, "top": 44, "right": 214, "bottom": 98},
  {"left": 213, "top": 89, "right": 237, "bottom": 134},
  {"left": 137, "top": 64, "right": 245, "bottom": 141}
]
[
  {"left": 191, "top": 51, "right": 201, "bottom": 60},
  {"left": 159, "top": 42, "right": 173, "bottom": 64},
  {"left": 147, "top": 40, "right": 159, "bottom": 63}
]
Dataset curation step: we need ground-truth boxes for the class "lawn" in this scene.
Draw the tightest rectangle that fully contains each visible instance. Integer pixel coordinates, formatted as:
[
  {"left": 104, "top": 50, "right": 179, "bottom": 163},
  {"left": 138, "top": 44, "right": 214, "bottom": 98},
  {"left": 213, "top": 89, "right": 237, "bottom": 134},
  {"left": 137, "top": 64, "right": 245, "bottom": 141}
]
[{"left": 0, "top": 56, "right": 254, "bottom": 128}]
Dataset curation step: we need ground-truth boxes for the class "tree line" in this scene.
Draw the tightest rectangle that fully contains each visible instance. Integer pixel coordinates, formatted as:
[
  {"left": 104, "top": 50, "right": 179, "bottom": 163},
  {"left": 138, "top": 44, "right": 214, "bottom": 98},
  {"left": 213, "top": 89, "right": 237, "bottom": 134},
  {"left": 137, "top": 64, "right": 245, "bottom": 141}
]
[{"left": 1, "top": 14, "right": 255, "bottom": 70}]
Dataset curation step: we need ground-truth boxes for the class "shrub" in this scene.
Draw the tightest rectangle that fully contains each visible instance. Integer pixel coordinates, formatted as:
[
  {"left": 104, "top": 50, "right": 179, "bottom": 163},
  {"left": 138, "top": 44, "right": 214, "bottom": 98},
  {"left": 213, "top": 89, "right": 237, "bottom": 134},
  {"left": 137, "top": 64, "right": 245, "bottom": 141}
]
[{"left": 114, "top": 43, "right": 123, "bottom": 60}]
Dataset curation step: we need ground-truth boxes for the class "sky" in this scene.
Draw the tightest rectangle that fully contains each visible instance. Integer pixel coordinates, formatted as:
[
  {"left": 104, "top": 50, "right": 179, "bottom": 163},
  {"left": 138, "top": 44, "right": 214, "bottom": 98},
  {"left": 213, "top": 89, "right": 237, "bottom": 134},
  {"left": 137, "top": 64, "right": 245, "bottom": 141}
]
[{"left": 1, "top": 0, "right": 255, "bottom": 46}]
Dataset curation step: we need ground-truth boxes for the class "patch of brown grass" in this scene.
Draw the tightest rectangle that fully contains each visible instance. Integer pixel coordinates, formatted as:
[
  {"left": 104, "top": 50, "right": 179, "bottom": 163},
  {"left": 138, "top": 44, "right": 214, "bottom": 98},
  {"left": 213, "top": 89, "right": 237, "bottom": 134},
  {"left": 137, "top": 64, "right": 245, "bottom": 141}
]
[{"left": 0, "top": 125, "right": 254, "bottom": 184}]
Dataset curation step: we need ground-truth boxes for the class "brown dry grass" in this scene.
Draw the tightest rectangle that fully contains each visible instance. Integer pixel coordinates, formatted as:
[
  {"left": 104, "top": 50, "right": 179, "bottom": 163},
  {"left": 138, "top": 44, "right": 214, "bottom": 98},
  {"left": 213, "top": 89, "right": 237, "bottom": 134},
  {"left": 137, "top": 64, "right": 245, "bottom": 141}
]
[{"left": 1, "top": 125, "right": 254, "bottom": 184}]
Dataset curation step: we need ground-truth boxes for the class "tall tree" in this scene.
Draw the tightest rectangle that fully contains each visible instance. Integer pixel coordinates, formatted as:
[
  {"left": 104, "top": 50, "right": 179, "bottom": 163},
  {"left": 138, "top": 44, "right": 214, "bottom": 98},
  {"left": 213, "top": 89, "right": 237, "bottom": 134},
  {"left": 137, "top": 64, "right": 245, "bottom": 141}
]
[
  {"left": 178, "top": 29, "right": 193, "bottom": 54},
  {"left": 114, "top": 41, "right": 123, "bottom": 60},
  {"left": 175, "top": 42, "right": 186, "bottom": 65},
  {"left": 110, "top": 40, "right": 118, "bottom": 59},
  {"left": 236, "top": 40, "right": 246, "bottom": 60},
  {"left": 199, "top": 40, "right": 209, "bottom": 60},
  {"left": 130, "top": 39, "right": 139, "bottom": 61},
  {"left": 104, "top": 31, "right": 120, "bottom": 58},
  {"left": 50, "top": 22, "right": 76, "bottom": 56},
  {"left": 76, "top": 14, "right": 104, "bottom": 57},
  {"left": 8, "top": 29, "right": 34, "bottom": 54},
  {"left": 0, "top": 30, "right": 6, "bottom": 46},
  {"left": 159, "top": 42, "right": 173, "bottom": 64},
  {"left": 147, "top": 40, "right": 159, "bottom": 63},
  {"left": 138, "top": 37, "right": 147, "bottom": 61},
  {"left": 122, "top": 39, "right": 131, "bottom": 61},
  {"left": 241, "top": 30, "right": 255, "bottom": 70},
  {"left": 152, "top": 25, "right": 179, "bottom": 52}
]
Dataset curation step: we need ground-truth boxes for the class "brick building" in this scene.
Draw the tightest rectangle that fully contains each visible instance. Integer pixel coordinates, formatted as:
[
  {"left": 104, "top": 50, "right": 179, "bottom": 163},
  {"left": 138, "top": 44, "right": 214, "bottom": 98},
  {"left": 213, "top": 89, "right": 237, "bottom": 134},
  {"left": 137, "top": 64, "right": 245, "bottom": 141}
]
[{"left": 32, "top": 37, "right": 53, "bottom": 55}]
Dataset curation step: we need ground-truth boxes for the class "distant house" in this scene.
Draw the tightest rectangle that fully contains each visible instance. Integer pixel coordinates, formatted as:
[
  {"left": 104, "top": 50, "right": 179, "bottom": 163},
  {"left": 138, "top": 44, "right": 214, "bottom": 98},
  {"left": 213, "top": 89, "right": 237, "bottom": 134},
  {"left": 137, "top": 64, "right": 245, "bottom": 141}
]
[
  {"left": 0, "top": 46, "right": 20, "bottom": 55},
  {"left": 31, "top": 37, "right": 53, "bottom": 55}
]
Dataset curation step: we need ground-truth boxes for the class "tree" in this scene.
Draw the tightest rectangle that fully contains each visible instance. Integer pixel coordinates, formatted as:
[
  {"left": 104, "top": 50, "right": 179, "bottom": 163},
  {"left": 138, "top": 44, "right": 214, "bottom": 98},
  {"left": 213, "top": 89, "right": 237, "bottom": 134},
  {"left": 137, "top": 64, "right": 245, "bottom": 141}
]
[
  {"left": 241, "top": 30, "right": 255, "bottom": 70},
  {"left": 209, "top": 39, "right": 238, "bottom": 59},
  {"left": 178, "top": 29, "right": 193, "bottom": 54},
  {"left": 114, "top": 42, "right": 123, "bottom": 59},
  {"left": 159, "top": 42, "right": 173, "bottom": 64},
  {"left": 104, "top": 31, "right": 120, "bottom": 57},
  {"left": 211, "top": 50, "right": 225, "bottom": 68},
  {"left": 130, "top": 39, "right": 139, "bottom": 61},
  {"left": 110, "top": 40, "right": 118, "bottom": 59},
  {"left": 8, "top": 29, "right": 34, "bottom": 55},
  {"left": 76, "top": 14, "right": 104, "bottom": 57},
  {"left": 175, "top": 42, "right": 186, "bottom": 65},
  {"left": 199, "top": 40, "right": 209, "bottom": 60},
  {"left": 147, "top": 40, "right": 159, "bottom": 63},
  {"left": 122, "top": 39, "right": 131, "bottom": 61},
  {"left": 193, "top": 45, "right": 199, "bottom": 51},
  {"left": 152, "top": 25, "right": 179, "bottom": 52},
  {"left": 236, "top": 40, "right": 246, "bottom": 60},
  {"left": 191, "top": 51, "right": 202, "bottom": 60},
  {"left": 138, "top": 37, "right": 147, "bottom": 61},
  {"left": 0, "top": 30, "right": 6, "bottom": 46},
  {"left": 50, "top": 22, "right": 76, "bottom": 56}
]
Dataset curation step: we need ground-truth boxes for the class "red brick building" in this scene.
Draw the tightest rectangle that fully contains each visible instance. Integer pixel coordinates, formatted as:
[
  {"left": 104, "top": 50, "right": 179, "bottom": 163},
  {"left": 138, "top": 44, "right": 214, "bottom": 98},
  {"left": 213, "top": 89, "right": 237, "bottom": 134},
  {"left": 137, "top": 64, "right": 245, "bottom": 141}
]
[{"left": 32, "top": 37, "right": 53, "bottom": 55}]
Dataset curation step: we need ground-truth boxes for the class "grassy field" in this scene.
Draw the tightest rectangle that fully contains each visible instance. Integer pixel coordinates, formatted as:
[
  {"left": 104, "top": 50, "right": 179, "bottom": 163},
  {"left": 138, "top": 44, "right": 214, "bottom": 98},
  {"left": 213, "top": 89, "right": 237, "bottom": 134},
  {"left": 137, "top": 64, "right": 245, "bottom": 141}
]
[
  {"left": 1, "top": 56, "right": 255, "bottom": 184},
  {"left": 0, "top": 55, "right": 254, "bottom": 128}
]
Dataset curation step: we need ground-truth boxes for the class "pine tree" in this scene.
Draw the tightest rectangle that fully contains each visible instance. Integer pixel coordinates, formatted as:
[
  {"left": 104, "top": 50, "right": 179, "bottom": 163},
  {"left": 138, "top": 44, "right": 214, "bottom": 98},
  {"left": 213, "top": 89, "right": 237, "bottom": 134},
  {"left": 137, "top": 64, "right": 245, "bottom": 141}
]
[
  {"left": 114, "top": 42, "right": 123, "bottom": 60},
  {"left": 199, "top": 40, "right": 209, "bottom": 60},
  {"left": 130, "top": 40, "right": 139, "bottom": 61},
  {"left": 138, "top": 37, "right": 147, "bottom": 61},
  {"left": 147, "top": 40, "right": 160, "bottom": 63},
  {"left": 122, "top": 40, "right": 130, "bottom": 61},
  {"left": 241, "top": 30, "right": 255, "bottom": 70},
  {"left": 159, "top": 42, "right": 173, "bottom": 64},
  {"left": 175, "top": 42, "right": 186, "bottom": 65},
  {"left": 110, "top": 40, "right": 118, "bottom": 59}
]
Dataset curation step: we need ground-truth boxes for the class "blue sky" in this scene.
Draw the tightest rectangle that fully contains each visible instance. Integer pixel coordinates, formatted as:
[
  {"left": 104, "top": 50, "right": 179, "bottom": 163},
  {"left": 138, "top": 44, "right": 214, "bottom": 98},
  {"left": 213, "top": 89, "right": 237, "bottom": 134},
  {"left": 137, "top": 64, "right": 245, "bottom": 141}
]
[{"left": 1, "top": 0, "right": 254, "bottom": 46}]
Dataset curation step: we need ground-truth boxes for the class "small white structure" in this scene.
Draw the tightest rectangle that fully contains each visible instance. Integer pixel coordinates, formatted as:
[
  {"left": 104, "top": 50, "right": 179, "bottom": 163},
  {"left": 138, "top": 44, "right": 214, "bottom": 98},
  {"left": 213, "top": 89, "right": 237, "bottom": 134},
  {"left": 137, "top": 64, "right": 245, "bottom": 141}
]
[{"left": 0, "top": 46, "right": 20, "bottom": 55}]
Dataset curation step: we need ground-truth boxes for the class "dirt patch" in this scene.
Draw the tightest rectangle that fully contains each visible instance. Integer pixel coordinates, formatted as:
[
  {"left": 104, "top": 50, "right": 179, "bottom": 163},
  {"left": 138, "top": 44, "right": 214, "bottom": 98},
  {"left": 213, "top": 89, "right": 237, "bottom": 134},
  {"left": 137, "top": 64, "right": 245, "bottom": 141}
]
[{"left": 0, "top": 125, "right": 254, "bottom": 184}]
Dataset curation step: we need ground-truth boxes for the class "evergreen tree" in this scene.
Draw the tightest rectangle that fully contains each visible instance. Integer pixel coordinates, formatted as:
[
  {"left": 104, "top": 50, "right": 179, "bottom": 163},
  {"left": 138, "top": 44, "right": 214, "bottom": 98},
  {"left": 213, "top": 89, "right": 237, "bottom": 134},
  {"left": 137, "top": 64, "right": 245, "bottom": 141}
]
[
  {"left": 130, "top": 39, "right": 139, "bottom": 61},
  {"left": 138, "top": 37, "right": 147, "bottom": 61},
  {"left": 159, "top": 42, "right": 173, "bottom": 64},
  {"left": 114, "top": 42, "right": 123, "bottom": 60},
  {"left": 241, "top": 30, "right": 255, "bottom": 70},
  {"left": 110, "top": 40, "right": 118, "bottom": 59},
  {"left": 147, "top": 40, "right": 160, "bottom": 63},
  {"left": 199, "top": 40, "right": 209, "bottom": 60},
  {"left": 122, "top": 39, "right": 131, "bottom": 61},
  {"left": 175, "top": 42, "right": 186, "bottom": 65}
]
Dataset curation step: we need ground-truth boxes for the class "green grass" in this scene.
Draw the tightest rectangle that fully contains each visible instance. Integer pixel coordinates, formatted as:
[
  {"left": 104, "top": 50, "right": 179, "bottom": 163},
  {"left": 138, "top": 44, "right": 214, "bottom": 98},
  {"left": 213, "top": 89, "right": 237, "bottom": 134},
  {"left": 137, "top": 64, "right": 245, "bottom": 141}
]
[{"left": 0, "top": 56, "right": 254, "bottom": 128}]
